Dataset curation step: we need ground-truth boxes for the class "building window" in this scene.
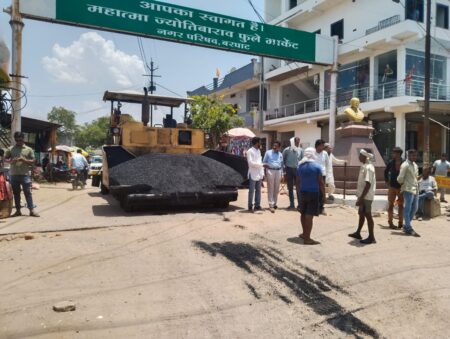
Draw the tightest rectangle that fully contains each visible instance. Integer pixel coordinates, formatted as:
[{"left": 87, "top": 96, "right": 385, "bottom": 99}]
[
  {"left": 405, "top": 0, "right": 424, "bottom": 22},
  {"left": 313, "top": 29, "right": 321, "bottom": 34},
  {"left": 375, "top": 50, "right": 397, "bottom": 99},
  {"left": 289, "top": 0, "right": 297, "bottom": 10},
  {"left": 436, "top": 4, "right": 449, "bottom": 29},
  {"left": 325, "top": 58, "right": 370, "bottom": 106},
  {"left": 405, "top": 49, "right": 447, "bottom": 97},
  {"left": 330, "top": 19, "right": 344, "bottom": 41}
]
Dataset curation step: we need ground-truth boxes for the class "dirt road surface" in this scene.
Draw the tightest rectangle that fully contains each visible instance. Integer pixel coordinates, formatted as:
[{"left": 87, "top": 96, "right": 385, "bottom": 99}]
[{"left": 0, "top": 184, "right": 449, "bottom": 338}]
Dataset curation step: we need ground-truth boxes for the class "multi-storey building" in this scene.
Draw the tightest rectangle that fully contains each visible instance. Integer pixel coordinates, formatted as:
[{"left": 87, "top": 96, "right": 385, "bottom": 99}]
[
  {"left": 263, "top": 0, "right": 450, "bottom": 161},
  {"left": 188, "top": 58, "right": 272, "bottom": 150}
]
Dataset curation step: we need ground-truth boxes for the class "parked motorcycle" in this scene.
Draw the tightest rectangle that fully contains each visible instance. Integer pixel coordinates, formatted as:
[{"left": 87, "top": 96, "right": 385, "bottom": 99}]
[{"left": 70, "top": 168, "right": 86, "bottom": 190}]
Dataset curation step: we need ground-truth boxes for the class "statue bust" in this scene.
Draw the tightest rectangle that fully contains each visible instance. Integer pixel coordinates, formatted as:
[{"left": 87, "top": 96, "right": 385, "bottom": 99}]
[{"left": 344, "top": 97, "right": 365, "bottom": 122}]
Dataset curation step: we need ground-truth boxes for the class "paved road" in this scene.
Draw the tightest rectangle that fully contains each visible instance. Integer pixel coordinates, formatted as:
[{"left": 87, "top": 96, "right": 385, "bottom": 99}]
[{"left": 0, "top": 183, "right": 449, "bottom": 338}]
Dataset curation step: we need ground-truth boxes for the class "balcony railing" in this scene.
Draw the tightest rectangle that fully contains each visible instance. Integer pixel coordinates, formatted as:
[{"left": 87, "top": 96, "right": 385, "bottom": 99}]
[
  {"left": 365, "top": 15, "right": 401, "bottom": 35},
  {"left": 266, "top": 97, "right": 320, "bottom": 120},
  {"left": 266, "top": 80, "right": 450, "bottom": 121}
]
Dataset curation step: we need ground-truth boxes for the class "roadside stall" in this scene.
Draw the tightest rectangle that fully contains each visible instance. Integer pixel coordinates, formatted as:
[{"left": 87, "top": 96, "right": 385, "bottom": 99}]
[{"left": 226, "top": 127, "right": 255, "bottom": 157}]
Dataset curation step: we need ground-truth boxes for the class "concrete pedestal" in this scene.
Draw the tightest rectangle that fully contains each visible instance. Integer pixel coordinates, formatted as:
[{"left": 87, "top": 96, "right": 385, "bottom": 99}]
[{"left": 332, "top": 122, "right": 387, "bottom": 195}]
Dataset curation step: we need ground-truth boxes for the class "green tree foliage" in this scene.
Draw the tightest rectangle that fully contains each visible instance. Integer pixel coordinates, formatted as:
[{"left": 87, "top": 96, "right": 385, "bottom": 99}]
[
  {"left": 47, "top": 106, "right": 78, "bottom": 144},
  {"left": 74, "top": 116, "right": 110, "bottom": 150},
  {"left": 189, "top": 95, "right": 243, "bottom": 148}
]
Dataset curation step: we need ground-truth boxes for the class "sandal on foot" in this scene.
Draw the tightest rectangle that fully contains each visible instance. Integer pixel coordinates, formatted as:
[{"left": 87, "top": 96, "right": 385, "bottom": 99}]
[{"left": 348, "top": 232, "right": 362, "bottom": 240}]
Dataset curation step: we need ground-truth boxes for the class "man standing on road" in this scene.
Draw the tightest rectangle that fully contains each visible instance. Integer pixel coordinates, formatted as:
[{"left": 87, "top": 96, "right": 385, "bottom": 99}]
[
  {"left": 432, "top": 153, "right": 450, "bottom": 203},
  {"left": 314, "top": 139, "right": 331, "bottom": 214},
  {"left": 384, "top": 147, "right": 404, "bottom": 229},
  {"left": 397, "top": 149, "right": 420, "bottom": 237},
  {"left": 246, "top": 137, "right": 264, "bottom": 212},
  {"left": 416, "top": 167, "right": 438, "bottom": 221},
  {"left": 282, "top": 137, "right": 303, "bottom": 209},
  {"left": 348, "top": 149, "right": 376, "bottom": 244},
  {"left": 4, "top": 131, "right": 40, "bottom": 217},
  {"left": 296, "top": 147, "right": 324, "bottom": 245},
  {"left": 71, "top": 149, "right": 89, "bottom": 184},
  {"left": 263, "top": 141, "right": 283, "bottom": 213},
  {"left": 324, "top": 143, "right": 346, "bottom": 202}
]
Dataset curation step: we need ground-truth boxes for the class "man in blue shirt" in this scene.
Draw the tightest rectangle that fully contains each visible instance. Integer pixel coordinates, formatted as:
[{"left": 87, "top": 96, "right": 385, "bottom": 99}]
[
  {"left": 263, "top": 141, "right": 283, "bottom": 213},
  {"left": 296, "top": 147, "right": 324, "bottom": 245},
  {"left": 71, "top": 149, "right": 89, "bottom": 184}
]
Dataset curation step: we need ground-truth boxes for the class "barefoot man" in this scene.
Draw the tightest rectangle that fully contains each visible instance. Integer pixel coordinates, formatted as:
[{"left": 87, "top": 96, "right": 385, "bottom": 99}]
[
  {"left": 348, "top": 149, "right": 376, "bottom": 244},
  {"left": 296, "top": 147, "right": 324, "bottom": 245}
]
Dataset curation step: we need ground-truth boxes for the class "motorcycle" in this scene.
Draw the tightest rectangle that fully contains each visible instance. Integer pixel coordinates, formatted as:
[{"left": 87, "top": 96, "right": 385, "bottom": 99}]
[{"left": 70, "top": 168, "right": 86, "bottom": 190}]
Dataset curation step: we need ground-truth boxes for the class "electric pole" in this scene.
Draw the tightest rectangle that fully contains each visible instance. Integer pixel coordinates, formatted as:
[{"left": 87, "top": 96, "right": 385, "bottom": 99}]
[
  {"left": 423, "top": 0, "right": 431, "bottom": 165},
  {"left": 9, "top": 0, "right": 24, "bottom": 143},
  {"left": 144, "top": 59, "right": 160, "bottom": 127}
]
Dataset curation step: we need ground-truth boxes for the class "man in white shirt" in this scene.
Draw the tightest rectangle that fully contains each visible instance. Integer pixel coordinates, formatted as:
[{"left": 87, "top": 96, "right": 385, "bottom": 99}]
[
  {"left": 348, "top": 149, "right": 377, "bottom": 244},
  {"left": 324, "top": 143, "right": 346, "bottom": 201},
  {"left": 314, "top": 139, "right": 331, "bottom": 214},
  {"left": 416, "top": 166, "right": 438, "bottom": 220},
  {"left": 432, "top": 153, "right": 450, "bottom": 202},
  {"left": 246, "top": 137, "right": 264, "bottom": 212}
]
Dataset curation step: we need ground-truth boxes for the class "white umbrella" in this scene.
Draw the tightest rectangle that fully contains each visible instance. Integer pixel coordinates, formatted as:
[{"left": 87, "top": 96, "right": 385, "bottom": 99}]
[
  {"left": 47, "top": 145, "right": 73, "bottom": 153},
  {"left": 227, "top": 127, "right": 255, "bottom": 138}
]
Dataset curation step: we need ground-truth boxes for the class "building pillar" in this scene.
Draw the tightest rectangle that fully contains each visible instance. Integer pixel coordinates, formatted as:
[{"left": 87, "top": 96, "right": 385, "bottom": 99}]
[
  {"left": 369, "top": 55, "right": 375, "bottom": 101},
  {"left": 397, "top": 46, "right": 406, "bottom": 96},
  {"left": 394, "top": 110, "right": 406, "bottom": 151},
  {"left": 319, "top": 70, "right": 325, "bottom": 111},
  {"left": 281, "top": 22, "right": 289, "bottom": 67}
]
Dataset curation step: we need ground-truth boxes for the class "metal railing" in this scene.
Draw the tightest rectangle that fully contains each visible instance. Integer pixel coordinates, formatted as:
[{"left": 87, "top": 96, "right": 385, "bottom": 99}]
[
  {"left": 365, "top": 15, "right": 401, "bottom": 35},
  {"left": 266, "top": 79, "right": 450, "bottom": 121},
  {"left": 265, "top": 97, "right": 320, "bottom": 120}
]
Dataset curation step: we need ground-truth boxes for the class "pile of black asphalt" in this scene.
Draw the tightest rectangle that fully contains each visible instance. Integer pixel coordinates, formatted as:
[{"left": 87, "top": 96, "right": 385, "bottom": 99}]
[{"left": 109, "top": 153, "right": 243, "bottom": 194}]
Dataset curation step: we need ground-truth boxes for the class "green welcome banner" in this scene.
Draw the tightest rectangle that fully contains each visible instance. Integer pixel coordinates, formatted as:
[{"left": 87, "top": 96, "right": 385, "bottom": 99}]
[{"left": 20, "top": 0, "right": 334, "bottom": 64}]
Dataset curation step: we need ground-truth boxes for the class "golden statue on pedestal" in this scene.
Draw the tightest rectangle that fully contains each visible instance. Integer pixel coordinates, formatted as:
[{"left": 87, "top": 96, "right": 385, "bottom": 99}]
[{"left": 344, "top": 97, "right": 364, "bottom": 122}]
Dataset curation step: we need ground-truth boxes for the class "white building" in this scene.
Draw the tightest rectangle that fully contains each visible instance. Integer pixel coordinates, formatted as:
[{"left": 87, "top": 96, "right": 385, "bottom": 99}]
[{"left": 263, "top": 0, "right": 450, "bottom": 161}]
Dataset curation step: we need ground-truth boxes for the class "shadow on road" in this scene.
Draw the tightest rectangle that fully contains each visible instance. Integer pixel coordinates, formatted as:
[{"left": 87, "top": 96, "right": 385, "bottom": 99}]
[{"left": 193, "top": 240, "right": 379, "bottom": 338}]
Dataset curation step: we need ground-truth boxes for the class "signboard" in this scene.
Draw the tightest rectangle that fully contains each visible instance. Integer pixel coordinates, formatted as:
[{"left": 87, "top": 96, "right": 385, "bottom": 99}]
[
  {"left": 19, "top": 0, "right": 334, "bottom": 65},
  {"left": 436, "top": 175, "right": 450, "bottom": 189}
]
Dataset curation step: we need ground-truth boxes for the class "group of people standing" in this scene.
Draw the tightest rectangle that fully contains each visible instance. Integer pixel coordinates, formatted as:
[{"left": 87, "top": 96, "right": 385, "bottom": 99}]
[
  {"left": 246, "top": 136, "right": 449, "bottom": 245},
  {"left": 246, "top": 136, "right": 344, "bottom": 214}
]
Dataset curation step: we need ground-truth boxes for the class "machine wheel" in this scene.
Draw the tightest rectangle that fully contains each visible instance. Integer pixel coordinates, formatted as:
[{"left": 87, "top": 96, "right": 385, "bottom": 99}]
[
  {"left": 100, "top": 182, "right": 109, "bottom": 195},
  {"left": 214, "top": 201, "right": 230, "bottom": 209},
  {"left": 72, "top": 182, "right": 77, "bottom": 190},
  {"left": 120, "top": 198, "right": 133, "bottom": 213},
  {"left": 91, "top": 175, "right": 100, "bottom": 187}
]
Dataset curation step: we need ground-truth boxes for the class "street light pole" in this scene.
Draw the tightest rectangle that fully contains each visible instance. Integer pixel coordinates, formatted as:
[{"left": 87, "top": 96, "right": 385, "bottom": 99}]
[
  {"left": 423, "top": 0, "right": 431, "bottom": 165},
  {"left": 9, "top": 0, "right": 24, "bottom": 143}
]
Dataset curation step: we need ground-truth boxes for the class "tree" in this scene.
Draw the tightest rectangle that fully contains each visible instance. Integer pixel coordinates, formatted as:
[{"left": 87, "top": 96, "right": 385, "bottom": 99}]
[
  {"left": 47, "top": 106, "right": 78, "bottom": 145},
  {"left": 74, "top": 116, "right": 110, "bottom": 150},
  {"left": 189, "top": 95, "right": 243, "bottom": 149}
]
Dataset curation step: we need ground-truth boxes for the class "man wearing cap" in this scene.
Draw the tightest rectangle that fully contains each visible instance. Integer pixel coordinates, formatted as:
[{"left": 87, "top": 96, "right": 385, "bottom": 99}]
[
  {"left": 348, "top": 149, "right": 376, "bottom": 244},
  {"left": 263, "top": 141, "right": 284, "bottom": 213},
  {"left": 397, "top": 149, "right": 421, "bottom": 237},
  {"left": 296, "top": 147, "right": 324, "bottom": 245},
  {"left": 282, "top": 137, "right": 303, "bottom": 209}
]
